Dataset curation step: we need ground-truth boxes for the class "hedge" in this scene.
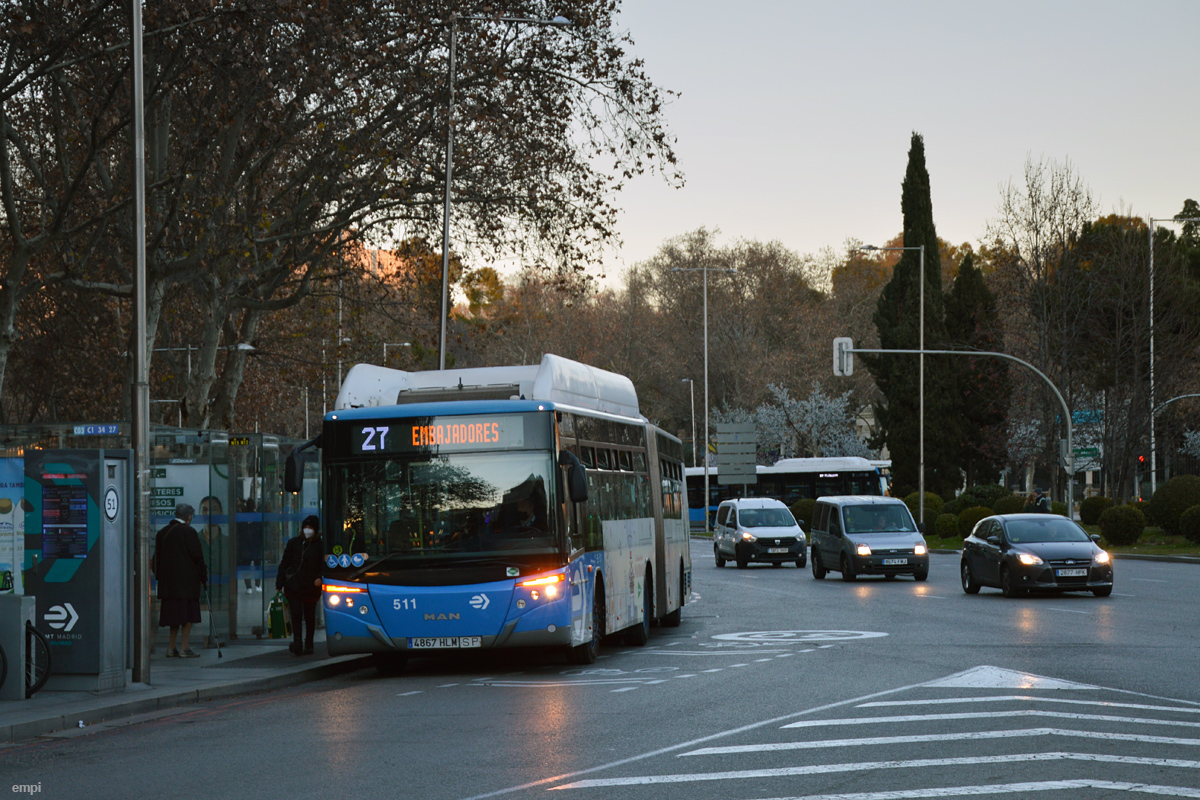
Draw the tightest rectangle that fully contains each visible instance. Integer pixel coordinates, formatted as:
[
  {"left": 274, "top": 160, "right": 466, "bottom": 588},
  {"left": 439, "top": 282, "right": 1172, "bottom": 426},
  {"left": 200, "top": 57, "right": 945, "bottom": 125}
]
[
  {"left": 1148, "top": 476, "right": 1200, "bottom": 536},
  {"left": 903, "top": 491, "right": 944, "bottom": 529},
  {"left": 1099, "top": 504, "right": 1145, "bottom": 547},
  {"left": 992, "top": 495, "right": 1026, "bottom": 515},
  {"left": 934, "top": 513, "right": 959, "bottom": 539},
  {"left": 791, "top": 499, "right": 817, "bottom": 531},
  {"left": 958, "top": 506, "right": 993, "bottom": 539},
  {"left": 1180, "top": 505, "right": 1200, "bottom": 545},
  {"left": 1079, "top": 496, "right": 1114, "bottom": 526}
]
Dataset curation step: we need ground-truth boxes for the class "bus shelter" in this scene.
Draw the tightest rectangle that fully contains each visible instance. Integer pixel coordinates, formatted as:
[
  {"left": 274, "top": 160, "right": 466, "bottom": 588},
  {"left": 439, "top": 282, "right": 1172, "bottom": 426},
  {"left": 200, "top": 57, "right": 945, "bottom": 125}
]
[{"left": 0, "top": 423, "right": 319, "bottom": 649}]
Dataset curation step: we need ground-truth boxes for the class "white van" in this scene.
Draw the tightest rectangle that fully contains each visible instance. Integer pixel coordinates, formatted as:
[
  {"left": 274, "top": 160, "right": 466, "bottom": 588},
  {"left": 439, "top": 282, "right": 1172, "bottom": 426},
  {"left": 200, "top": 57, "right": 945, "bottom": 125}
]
[{"left": 713, "top": 498, "right": 807, "bottom": 569}]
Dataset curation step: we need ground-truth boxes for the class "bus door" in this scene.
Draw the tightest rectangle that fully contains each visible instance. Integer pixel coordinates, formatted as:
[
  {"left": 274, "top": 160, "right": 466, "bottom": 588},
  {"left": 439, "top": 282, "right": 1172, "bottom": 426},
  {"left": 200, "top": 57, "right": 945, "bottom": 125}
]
[{"left": 559, "top": 457, "right": 590, "bottom": 644}]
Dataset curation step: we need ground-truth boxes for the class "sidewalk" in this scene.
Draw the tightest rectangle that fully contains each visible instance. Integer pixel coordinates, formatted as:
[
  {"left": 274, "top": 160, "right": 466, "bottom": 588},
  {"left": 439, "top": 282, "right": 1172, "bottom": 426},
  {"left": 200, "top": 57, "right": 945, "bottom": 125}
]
[{"left": 0, "top": 632, "right": 372, "bottom": 744}]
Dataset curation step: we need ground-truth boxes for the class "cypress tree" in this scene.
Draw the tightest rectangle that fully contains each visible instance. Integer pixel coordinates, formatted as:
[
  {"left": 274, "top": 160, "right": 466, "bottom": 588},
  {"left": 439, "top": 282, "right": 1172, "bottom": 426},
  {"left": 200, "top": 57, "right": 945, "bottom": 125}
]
[
  {"left": 868, "top": 133, "right": 962, "bottom": 499},
  {"left": 945, "top": 252, "right": 1009, "bottom": 485}
]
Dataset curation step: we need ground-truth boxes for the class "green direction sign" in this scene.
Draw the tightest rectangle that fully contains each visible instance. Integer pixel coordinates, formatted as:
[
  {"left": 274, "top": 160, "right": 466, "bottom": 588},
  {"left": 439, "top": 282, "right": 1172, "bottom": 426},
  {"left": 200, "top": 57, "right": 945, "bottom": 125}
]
[{"left": 1073, "top": 447, "right": 1099, "bottom": 459}]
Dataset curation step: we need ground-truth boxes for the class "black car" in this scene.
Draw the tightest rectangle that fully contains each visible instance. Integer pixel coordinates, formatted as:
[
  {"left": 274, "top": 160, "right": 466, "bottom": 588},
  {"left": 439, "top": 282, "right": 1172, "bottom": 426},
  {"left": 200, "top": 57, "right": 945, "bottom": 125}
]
[{"left": 961, "top": 513, "right": 1113, "bottom": 598}]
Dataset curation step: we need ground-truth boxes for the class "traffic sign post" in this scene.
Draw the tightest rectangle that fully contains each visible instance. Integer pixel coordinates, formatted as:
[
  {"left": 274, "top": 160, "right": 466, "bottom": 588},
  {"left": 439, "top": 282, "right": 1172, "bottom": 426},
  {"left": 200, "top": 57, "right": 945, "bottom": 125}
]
[{"left": 716, "top": 423, "right": 757, "bottom": 487}]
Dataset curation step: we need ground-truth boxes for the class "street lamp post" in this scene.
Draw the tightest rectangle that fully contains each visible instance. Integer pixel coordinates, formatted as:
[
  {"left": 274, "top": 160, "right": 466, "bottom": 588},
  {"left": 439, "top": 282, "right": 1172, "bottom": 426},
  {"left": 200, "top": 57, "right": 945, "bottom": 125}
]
[
  {"left": 681, "top": 378, "right": 696, "bottom": 467},
  {"left": 1148, "top": 215, "right": 1200, "bottom": 496},
  {"left": 383, "top": 342, "right": 412, "bottom": 365},
  {"left": 439, "top": 13, "right": 571, "bottom": 371},
  {"left": 672, "top": 265, "right": 737, "bottom": 534},
  {"left": 858, "top": 244, "right": 925, "bottom": 528}
]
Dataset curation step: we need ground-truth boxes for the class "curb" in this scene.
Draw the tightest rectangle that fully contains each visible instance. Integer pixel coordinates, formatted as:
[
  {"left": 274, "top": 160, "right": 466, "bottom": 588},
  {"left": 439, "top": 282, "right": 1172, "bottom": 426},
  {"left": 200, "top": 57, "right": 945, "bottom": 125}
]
[{"left": 0, "top": 654, "right": 372, "bottom": 744}]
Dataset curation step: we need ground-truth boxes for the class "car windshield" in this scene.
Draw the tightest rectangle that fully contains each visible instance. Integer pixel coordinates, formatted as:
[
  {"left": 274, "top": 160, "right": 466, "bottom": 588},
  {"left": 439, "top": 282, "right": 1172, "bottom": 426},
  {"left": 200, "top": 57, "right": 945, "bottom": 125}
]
[
  {"left": 739, "top": 508, "right": 797, "bottom": 528},
  {"left": 842, "top": 504, "right": 917, "bottom": 534},
  {"left": 1005, "top": 518, "right": 1090, "bottom": 544}
]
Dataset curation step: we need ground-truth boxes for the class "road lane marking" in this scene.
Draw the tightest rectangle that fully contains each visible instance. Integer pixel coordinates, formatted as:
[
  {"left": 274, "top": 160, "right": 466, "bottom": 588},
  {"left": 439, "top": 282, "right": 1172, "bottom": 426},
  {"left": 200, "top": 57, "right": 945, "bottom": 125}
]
[
  {"left": 1132, "top": 578, "right": 1168, "bottom": 582},
  {"left": 611, "top": 687, "right": 638, "bottom": 693},
  {"left": 922, "top": 665, "right": 1098, "bottom": 690},
  {"left": 460, "top": 673, "right": 940, "bottom": 800},
  {"left": 858, "top": 695, "right": 1200, "bottom": 714},
  {"left": 781, "top": 710, "right": 1200, "bottom": 730},
  {"left": 654, "top": 780, "right": 1200, "bottom": 798},
  {"left": 755, "top": 658, "right": 774, "bottom": 662},
  {"left": 680, "top": 727, "right": 1200, "bottom": 756},
  {"left": 549, "top": 752, "right": 1200, "bottom": 789},
  {"left": 396, "top": 691, "right": 422, "bottom": 696},
  {"left": 1039, "top": 606, "right": 1091, "bottom": 614}
]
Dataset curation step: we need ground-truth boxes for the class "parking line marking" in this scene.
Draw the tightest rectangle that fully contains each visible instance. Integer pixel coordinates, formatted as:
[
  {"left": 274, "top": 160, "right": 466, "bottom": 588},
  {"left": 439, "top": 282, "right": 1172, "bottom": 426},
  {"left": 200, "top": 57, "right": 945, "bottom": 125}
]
[
  {"left": 680, "top": 727, "right": 1200, "bottom": 756},
  {"left": 781, "top": 710, "right": 1200, "bottom": 730},
  {"left": 550, "top": 752, "right": 1200, "bottom": 789},
  {"left": 857, "top": 695, "right": 1200, "bottom": 714}
]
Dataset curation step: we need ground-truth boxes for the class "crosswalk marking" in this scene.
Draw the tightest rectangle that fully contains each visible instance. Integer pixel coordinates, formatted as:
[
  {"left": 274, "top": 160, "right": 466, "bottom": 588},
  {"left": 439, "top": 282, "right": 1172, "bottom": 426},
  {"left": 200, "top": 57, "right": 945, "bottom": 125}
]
[
  {"left": 857, "top": 695, "right": 1200, "bottom": 714},
  {"left": 780, "top": 709, "right": 1200, "bottom": 730},
  {"left": 700, "top": 780, "right": 1200, "bottom": 799},
  {"left": 681, "top": 727, "right": 1200, "bottom": 756},
  {"left": 549, "top": 752, "right": 1200, "bottom": 790}
]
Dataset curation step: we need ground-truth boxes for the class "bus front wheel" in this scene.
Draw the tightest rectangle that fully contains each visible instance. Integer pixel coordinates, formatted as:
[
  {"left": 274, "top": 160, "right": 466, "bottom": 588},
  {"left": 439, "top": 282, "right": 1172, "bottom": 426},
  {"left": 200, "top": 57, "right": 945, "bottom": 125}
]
[{"left": 568, "top": 585, "right": 605, "bottom": 664}]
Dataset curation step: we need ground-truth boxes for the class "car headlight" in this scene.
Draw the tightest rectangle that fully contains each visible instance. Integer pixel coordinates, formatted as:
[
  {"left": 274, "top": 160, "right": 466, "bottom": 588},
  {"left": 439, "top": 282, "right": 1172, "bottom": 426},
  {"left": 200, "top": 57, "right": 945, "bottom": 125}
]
[
  {"left": 1017, "top": 553, "right": 1044, "bottom": 566},
  {"left": 1094, "top": 551, "right": 1111, "bottom": 564},
  {"left": 914, "top": 543, "right": 927, "bottom": 556},
  {"left": 741, "top": 531, "right": 756, "bottom": 542},
  {"left": 856, "top": 543, "right": 872, "bottom": 556}
]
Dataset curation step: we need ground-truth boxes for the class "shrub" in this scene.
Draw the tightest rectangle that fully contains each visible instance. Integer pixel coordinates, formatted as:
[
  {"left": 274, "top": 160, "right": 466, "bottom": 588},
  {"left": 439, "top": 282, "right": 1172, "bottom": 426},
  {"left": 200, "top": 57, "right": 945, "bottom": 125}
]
[
  {"left": 1180, "top": 506, "right": 1200, "bottom": 545},
  {"left": 1148, "top": 475, "right": 1200, "bottom": 536},
  {"left": 903, "top": 491, "right": 944, "bottom": 529},
  {"left": 1099, "top": 504, "right": 1146, "bottom": 547},
  {"left": 966, "top": 484, "right": 1011, "bottom": 507},
  {"left": 934, "top": 513, "right": 959, "bottom": 539},
  {"left": 1130, "top": 499, "right": 1155, "bottom": 525},
  {"left": 992, "top": 495, "right": 1026, "bottom": 515},
  {"left": 958, "top": 506, "right": 993, "bottom": 539},
  {"left": 1050, "top": 501, "right": 1067, "bottom": 517},
  {"left": 1079, "top": 496, "right": 1114, "bottom": 526},
  {"left": 791, "top": 499, "right": 817, "bottom": 531}
]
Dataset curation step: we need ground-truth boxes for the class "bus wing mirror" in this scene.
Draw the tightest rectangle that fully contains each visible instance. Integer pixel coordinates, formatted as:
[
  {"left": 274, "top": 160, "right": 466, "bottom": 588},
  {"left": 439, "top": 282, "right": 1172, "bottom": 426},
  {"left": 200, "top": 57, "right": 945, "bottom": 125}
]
[
  {"left": 285, "top": 436, "right": 321, "bottom": 494},
  {"left": 558, "top": 450, "right": 589, "bottom": 503}
]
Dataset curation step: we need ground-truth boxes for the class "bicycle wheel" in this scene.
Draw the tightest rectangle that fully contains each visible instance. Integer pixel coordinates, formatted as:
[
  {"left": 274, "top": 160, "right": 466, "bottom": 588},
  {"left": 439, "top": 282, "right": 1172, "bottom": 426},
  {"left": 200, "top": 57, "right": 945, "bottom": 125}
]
[{"left": 25, "top": 622, "right": 51, "bottom": 698}]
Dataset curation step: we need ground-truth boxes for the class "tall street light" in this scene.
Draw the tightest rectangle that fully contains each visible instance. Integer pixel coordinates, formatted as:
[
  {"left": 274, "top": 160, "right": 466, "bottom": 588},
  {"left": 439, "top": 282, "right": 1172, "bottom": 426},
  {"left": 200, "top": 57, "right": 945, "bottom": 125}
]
[
  {"left": 858, "top": 244, "right": 926, "bottom": 528},
  {"left": 1147, "top": 215, "right": 1200, "bottom": 496},
  {"left": 439, "top": 13, "right": 572, "bottom": 370},
  {"left": 681, "top": 377, "right": 696, "bottom": 467},
  {"left": 672, "top": 265, "right": 737, "bottom": 534}
]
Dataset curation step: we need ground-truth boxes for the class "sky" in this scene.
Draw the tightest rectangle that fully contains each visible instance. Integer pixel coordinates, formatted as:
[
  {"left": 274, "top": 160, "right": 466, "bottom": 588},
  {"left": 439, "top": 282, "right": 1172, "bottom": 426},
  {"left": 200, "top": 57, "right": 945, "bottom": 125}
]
[{"left": 598, "top": 0, "right": 1200, "bottom": 282}]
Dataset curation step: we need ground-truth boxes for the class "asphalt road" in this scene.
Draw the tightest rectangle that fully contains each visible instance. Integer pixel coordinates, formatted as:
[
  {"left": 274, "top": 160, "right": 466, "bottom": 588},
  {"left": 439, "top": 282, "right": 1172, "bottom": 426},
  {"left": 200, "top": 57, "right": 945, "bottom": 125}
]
[{"left": 4, "top": 541, "right": 1199, "bottom": 800}]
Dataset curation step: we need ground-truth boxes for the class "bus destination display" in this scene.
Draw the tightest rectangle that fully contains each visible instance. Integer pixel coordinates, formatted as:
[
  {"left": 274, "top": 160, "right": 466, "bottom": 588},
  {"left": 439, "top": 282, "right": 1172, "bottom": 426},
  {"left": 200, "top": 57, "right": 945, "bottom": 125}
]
[{"left": 351, "top": 414, "right": 527, "bottom": 454}]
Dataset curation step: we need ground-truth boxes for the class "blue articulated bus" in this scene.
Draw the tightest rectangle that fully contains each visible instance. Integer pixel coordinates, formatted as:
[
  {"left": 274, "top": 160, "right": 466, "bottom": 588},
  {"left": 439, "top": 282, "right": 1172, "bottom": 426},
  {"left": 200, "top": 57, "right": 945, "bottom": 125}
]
[{"left": 286, "top": 355, "right": 690, "bottom": 671}]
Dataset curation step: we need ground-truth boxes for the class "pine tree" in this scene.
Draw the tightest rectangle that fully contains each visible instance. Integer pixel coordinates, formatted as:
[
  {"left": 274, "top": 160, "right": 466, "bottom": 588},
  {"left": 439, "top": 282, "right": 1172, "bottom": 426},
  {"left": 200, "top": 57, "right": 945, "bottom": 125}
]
[
  {"left": 945, "top": 252, "right": 1009, "bottom": 485},
  {"left": 868, "top": 133, "right": 962, "bottom": 499}
]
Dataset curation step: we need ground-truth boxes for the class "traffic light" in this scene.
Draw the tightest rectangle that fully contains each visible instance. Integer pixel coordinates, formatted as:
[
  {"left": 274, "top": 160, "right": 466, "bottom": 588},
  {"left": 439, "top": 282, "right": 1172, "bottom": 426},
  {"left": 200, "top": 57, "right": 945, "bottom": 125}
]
[{"left": 1138, "top": 455, "right": 1146, "bottom": 464}]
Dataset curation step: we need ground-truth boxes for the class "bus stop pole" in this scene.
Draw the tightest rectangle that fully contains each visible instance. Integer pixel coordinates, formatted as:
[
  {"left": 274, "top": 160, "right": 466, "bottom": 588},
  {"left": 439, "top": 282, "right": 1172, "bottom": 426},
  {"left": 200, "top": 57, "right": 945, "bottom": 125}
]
[{"left": 131, "top": 0, "right": 151, "bottom": 684}]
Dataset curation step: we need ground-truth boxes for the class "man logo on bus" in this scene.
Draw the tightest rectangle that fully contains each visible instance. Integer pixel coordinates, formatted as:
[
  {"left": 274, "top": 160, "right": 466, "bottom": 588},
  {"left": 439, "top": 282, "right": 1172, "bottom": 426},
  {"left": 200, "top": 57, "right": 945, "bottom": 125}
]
[{"left": 424, "top": 613, "right": 461, "bottom": 621}]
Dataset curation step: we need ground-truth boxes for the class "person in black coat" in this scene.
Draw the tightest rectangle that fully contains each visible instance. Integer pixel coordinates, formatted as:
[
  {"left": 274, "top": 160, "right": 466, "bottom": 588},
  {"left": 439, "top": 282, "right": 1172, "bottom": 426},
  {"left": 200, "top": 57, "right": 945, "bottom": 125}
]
[
  {"left": 153, "top": 503, "right": 208, "bottom": 658},
  {"left": 276, "top": 514, "right": 324, "bottom": 655}
]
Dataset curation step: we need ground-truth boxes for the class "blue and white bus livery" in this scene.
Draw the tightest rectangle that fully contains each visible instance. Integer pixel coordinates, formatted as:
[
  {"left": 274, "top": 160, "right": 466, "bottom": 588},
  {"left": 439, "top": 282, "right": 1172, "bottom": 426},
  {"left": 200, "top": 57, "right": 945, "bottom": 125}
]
[{"left": 288, "top": 355, "right": 690, "bottom": 672}]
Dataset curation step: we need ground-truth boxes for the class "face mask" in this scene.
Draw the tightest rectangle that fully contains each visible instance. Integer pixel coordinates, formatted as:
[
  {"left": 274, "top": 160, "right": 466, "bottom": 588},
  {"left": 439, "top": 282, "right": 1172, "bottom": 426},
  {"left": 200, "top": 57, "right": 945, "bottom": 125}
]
[{"left": 302, "top": 528, "right": 315, "bottom": 538}]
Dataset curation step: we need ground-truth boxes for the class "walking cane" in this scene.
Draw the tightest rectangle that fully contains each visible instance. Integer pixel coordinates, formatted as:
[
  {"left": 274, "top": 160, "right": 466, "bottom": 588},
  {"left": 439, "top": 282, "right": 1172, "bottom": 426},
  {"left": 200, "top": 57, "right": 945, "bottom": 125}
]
[{"left": 205, "top": 585, "right": 223, "bottom": 659}]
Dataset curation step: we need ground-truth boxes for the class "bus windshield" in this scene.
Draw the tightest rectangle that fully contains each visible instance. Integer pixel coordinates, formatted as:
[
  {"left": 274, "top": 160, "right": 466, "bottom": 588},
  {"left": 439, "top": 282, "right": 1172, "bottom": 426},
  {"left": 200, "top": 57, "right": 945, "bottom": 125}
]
[{"left": 330, "top": 452, "right": 559, "bottom": 564}]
